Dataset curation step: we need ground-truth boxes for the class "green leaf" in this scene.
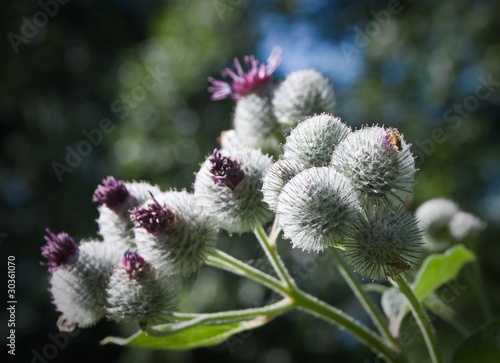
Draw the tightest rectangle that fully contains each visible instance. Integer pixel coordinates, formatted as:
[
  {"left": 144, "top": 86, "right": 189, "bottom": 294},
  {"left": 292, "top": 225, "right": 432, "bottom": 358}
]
[
  {"left": 412, "top": 244, "right": 475, "bottom": 301},
  {"left": 381, "top": 245, "right": 475, "bottom": 335},
  {"left": 100, "top": 316, "right": 269, "bottom": 350},
  {"left": 451, "top": 319, "right": 500, "bottom": 363}
]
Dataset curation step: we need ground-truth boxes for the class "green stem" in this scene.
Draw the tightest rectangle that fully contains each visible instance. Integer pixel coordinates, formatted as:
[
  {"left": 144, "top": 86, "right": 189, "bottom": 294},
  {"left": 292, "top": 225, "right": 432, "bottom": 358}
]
[
  {"left": 291, "top": 288, "right": 404, "bottom": 363},
  {"left": 254, "top": 223, "right": 295, "bottom": 289},
  {"left": 206, "top": 248, "right": 287, "bottom": 295},
  {"left": 143, "top": 299, "right": 293, "bottom": 337},
  {"left": 393, "top": 276, "right": 442, "bottom": 363},
  {"left": 206, "top": 245, "right": 403, "bottom": 362},
  {"left": 329, "top": 247, "right": 397, "bottom": 347}
]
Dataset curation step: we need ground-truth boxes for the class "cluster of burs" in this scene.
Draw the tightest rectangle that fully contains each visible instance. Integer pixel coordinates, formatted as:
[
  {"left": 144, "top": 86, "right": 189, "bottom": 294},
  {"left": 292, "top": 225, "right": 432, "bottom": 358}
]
[{"left": 43, "top": 67, "right": 421, "bottom": 332}]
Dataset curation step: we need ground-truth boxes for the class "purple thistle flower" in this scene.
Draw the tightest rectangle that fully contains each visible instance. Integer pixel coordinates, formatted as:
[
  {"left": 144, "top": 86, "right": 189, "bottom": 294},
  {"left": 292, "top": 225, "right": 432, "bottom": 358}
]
[
  {"left": 208, "top": 47, "right": 282, "bottom": 101},
  {"left": 92, "top": 176, "right": 129, "bottom": 213},
  {"left": 209, "top": 149, "right": 245, "bottom": 191},
  {"left": 42, "top": 229, "right": 78, "bottom": 272},
  {"left": 130, "top": 195, "right": 177, "bottom": 235},
  {"left": 121, "top": 250, "right": 150, "bottom": 278}
]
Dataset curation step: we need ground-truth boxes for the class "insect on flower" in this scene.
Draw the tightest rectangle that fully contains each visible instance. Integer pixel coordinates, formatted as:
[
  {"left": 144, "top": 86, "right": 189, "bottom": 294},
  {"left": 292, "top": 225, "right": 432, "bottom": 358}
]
[
  {"left": 386, "top": 127, "right": 403, "bottom": 152},
  {"left": 386, "top": 258, "right": 411, "bottom": 277}
]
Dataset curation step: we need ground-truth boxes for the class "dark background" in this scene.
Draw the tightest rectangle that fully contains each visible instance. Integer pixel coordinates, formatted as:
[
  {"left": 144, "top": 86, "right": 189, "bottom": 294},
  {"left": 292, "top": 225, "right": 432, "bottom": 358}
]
[{"left": 1, "top": 0, "right": 499, "bottom": 362}]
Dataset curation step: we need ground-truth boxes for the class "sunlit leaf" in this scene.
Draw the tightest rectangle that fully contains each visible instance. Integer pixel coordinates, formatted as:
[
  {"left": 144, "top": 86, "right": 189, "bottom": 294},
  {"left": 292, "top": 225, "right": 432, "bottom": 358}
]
[
  {"left": 382, "top": 244, "right": 475, "bottom": 336},
  {"left": 100, "top": 316, "right": 269, "bottom": 350}
]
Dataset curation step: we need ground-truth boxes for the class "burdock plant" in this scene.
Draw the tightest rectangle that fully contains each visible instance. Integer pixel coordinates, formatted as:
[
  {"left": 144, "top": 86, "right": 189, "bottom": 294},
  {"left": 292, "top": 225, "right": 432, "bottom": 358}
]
[{"left": 42, "top": 49, "right": 492, "bottom": 363}]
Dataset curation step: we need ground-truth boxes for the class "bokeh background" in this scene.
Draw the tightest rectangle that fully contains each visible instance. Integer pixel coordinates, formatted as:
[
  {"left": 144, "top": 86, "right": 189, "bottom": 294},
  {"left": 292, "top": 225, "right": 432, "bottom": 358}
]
[{"left": 1, "top": 0, "right": 500, "bottom": 362}]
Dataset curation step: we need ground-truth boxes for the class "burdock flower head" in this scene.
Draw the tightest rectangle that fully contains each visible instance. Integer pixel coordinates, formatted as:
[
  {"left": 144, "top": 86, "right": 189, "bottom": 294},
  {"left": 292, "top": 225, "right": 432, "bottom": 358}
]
[
  {"left": 42, "top": 229, "right": 78, "bottom": 272},
  {"left": 331, "top": 126, "right": 416, "bottom": 207},
  {"left": 283, "top": 114, "right": 351, "bottom": 167},
  {"left": 44, "top": 234, "right": 121, "bottom": 330},
  {"left": 106, "top": 250, "right": 178, "bottom": 325},
  {"left": 92, "top": 176, "right": 129, "bottom": 214},
  {"left": 195, "top": 147, "right": 273, "bottom": 233},
  {"left": 343, "top": 205, "right": 422, "bottom": 281},
  {"left": 272, "top": 69, "right": 336, "bottom": 127},
  {"left": 131, "top": 194, "right": 177, "bottom": 235},
  {"left": 133, "top": 191, "right": 218, "bottom": 277},
  {"left": 209, "top": 149, "right": 245, "bottom": 191},
  {"left": 276, "top": 167, "right": 361, "bottom": 252},
  {"left": 94, "top": 178, "right": 161, "bottom": 250},
  {"left": 208, "top": 47, "right": 282, "bottom": 101}
]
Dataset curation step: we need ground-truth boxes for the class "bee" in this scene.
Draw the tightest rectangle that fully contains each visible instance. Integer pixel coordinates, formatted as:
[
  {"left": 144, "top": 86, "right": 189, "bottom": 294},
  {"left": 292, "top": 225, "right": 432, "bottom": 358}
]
[
  {"left": 386, "top": 258, "right": 411, "bottom": 277},
  {"left": 386, "top": 127, "right": 403, "bottom": 152}
]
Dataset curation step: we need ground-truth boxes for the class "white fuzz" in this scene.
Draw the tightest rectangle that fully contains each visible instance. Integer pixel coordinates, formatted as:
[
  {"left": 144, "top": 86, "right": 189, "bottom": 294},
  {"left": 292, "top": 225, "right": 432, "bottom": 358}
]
[
  {"left": 134, "top": 191, "right": 218, "bottom": 277},
  {"left": 276, "top": 167, "right": 361, "bottom": 252},
  {"left": 194, "top": 147, "right": 273, "bottom": 233},
  {"left": 262, "top": 158, "right": 306, "bottom": 212},
  {"left": 106, "top": 266, "right": 178, "bottom": 325},
  {"left": 272, "top": 70, "right": 336, "bottom": 127},
  {"left": 50, "top": 241, "right": 120, "bottom": 328},
  {"left": 283, "top": 114, "right": 351, "bottom": 167},
  {"left": 97, "top": 181, "right": 161, "bottom": 249},
  {"left": 233, "top": 88, "right": 280, "bottom": 152},
  {"left": 331, "top": 126, "right": 416, "bottom": 207}
]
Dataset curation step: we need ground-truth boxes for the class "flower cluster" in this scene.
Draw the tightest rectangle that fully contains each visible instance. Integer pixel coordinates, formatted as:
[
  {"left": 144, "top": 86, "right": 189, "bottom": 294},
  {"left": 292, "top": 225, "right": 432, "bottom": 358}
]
[
  {"left": 208, "top": 48, "right": 336, "bottom": 154},
  {"left": 43, "top": 49, "right": 426, "bottom": 336},
  {"left": 42, "top": 177, "right": 217, "bottom": 331},
  {"left": 262, "top": 116, "right": 421, "bottom": 280}
]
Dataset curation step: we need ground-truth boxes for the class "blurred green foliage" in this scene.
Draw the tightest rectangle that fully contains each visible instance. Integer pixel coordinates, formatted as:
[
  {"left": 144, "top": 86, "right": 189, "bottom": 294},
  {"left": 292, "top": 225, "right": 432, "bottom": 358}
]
[{"left": 1, "top": 0, "right": 499, "bottom": 362}]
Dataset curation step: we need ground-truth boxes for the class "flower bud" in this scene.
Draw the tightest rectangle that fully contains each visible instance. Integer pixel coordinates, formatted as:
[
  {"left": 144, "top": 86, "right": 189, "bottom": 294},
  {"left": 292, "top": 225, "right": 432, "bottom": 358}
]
[
  {"left": 343, "top": 205, "right": 422, "bottom": 281},
  {"left": 194, "top": 147, "right": 273, "bottom": 233},
  {"left": 449, "top": 211, "right": 485, "bottom": 241},
  {"left": 133, "top": 191, "right": 218, "bottom": 277},
  {"left": 276, "top": 167, "right": 361, "bottom": 252},
  {"left": 208, "top": 47, "right": 281, "bottom": 101},
  {"left": 283, "top": 114, "right": 350, "bottom": 167},
  {"left": 415, "top": 198, "right": 459, "bottom": 251},
  {"left": 233, "top": 86, "right": 280, "bottom": 153},
  {"left": 47, "top": 238, "right": 120, "bottom": 329},
  {"left": 262, "top": 158, "right": 306, "bottom": 212},
  {"left": 331, "top": 126, "right": 416, "bottom": 207},
  {"left": 41, "top": 229, "right": 78, "bottom": 272},
  {"left": 106, "top": 251, "right": 178, "bottom": 325},
  {"left": 95, "top": 179, "right": 161, "bottom": 250},
  {"left": 272, "top": 69, "right": 336, "bottom": 127}
]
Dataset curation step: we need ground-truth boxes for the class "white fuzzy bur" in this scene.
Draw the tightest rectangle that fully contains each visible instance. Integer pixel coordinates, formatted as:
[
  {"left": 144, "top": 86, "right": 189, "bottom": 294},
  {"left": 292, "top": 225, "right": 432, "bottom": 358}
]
[
  {"left": 331, "top": 126, "right": 416, "bottom": 207},
  {"left": 96, "top": 181, "right": 162, "bottom": 250},
  {"left": 272, "top": 70, "right": 336, "bottom": 127},
  {"left": 262, "top": 158, "right": 306, "bottom": 212},
  {"left": 194, "top": 147, "right": 273, "bottom": 233},
  {"left": 134, "top": 191, "right": 218, "bottom": 277},
  {"left": 276, "top": 167, "right": 361, "bottom": 252},
  {"left": 106, "top": 266, "right": 178, "bottom": 325},
  {"left": 233, "top": 87, "right": 280, "bottom": 152},
  {"left": 50, "top": 241, "right": 120, "bottom": 329},
  {"left": 283, "top": 114, "right": 351, "bottom": 167}
]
